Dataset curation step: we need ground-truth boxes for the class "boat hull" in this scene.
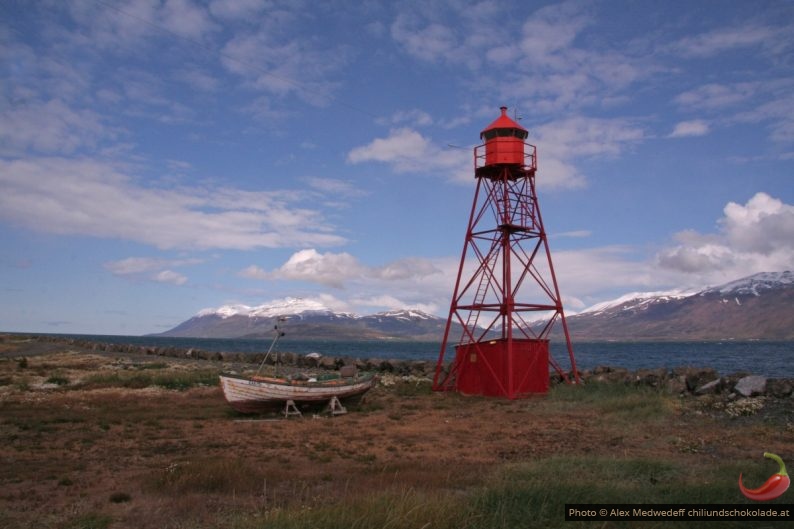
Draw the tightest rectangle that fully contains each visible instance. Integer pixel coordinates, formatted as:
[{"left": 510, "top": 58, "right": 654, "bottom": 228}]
[{"left": 219, "top": 372, "right": 377, "bottom": 414}]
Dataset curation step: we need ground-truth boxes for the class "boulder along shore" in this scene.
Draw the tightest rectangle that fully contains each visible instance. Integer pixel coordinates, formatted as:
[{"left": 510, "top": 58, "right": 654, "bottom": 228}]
[{"left": 7, "top": 333, "right": 793, "bottom": 401}]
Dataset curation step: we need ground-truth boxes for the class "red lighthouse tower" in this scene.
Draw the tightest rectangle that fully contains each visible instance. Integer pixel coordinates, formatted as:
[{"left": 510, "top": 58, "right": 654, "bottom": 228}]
[{"left": 432, "top": 107, "right": 579, "bottom": 398}]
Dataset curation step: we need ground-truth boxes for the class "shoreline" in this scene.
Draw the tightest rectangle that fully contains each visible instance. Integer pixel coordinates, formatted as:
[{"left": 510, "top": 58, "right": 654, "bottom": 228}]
[{"left": 4, "top": 333, "right": 793, "bottom": 400}]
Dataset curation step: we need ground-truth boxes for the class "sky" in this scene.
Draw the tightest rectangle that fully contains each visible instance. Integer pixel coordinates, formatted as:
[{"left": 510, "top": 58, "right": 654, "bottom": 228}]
[{"left": 1, "top": 0, "right": 793, "bottom": 336}]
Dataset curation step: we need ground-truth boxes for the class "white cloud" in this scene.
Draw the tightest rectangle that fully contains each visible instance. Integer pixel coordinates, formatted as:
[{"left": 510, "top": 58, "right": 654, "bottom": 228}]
[
  {"left": 388, "top": 4, "right": 505, "bottom": 71},
  {"left": 243, "top": 249, "right": 445, "bottom": 290},
  {"left": 519, "top": 1, "right": 592, "bottom": 66},
  {"left": 0, "top": 157, "right": 346, "bottom": 250},
  {"left": 673, "top": 81, "right": 794, "bottom": 144},
  {"left": 537, "top": 116, "right": 645, "bottom": 159},
  {"left": 533, "top": 116, "right": 645, "bottom": 189},
  {"left": 674, "top": 82, "right": 758, "bottom": 110},
  {"left": 269, "top": 249, "right": 365, "bottom": 288},
  {"left": 671, "top": 24, "right": 785, "bottom": 58},
  {"left": 105, "top": 257, "right": 202, "bottom": 275},
  {"left": 104, "top": 256, "right": 200, "bottom": 285},
  {"left": 722, "top": 192, "right": 794, "bottom": 253},
  {"left": 488, "top": 2, "right": 656, "bottom": 115},
  {"left": 348, "top": 116, "right": 643, "bottom": 190},
  {"left": 554, "top": 230, "right": 592, "bottom": 238},
  {"left": 657, "top": 192, "right": 794, "bottom": 282},
  {"left": 545, "top": 246, "right": 661, "bottom": 298},
  {"left": 380, "top": 109, "right": 434, "bottom": 128},
  {"left": 176, "top": 67, "right": 220, "bottom": 92},
  {"left": 351, "top": 294, "right": 440, "bottom": 315},
  {"left": 238, "top": 265, "right": 268, "bottom": 280},
  {"left": 154, "top": 269, "right": 188, "bottom": 285},
  {"left": 0, "top": 99, "right": 107, "bottom": 155},
  {"left": 240, "top": 250, "right": 450, "bottom": 313},
  {"left": 305, "top": 177, "right": 367, "bottom": 198},
  {"left": 220, "top": 22, "right": 348, "bottom": 106},
  {"left": 390, "top": 15, "right": 461, "bottom": 64},
  {"left": 347, "top": 128, "right": 470, "bottom": 182},
  {"left": 161, "top": 0, "right": 216, "bottom": 39},
  {"left": 234, "top": 191, "right": 794, "bottom": 316},
  {"left": 733, "top": 91, "right": 794, "bottom": 143},
  {"left": 64, "top": 0, "right": 215, "bottom": 49},
  {"left": 669, "top": 120, "right": 710, "bottom": 138},
  {"left": 208, "top": 0, "right": 265, "bottom": 20}
]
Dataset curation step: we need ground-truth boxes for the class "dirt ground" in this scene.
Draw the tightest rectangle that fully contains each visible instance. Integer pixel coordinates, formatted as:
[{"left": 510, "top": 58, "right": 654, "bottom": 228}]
[{"left": 1, "top": 336, "right": 792, "bottom": 528}]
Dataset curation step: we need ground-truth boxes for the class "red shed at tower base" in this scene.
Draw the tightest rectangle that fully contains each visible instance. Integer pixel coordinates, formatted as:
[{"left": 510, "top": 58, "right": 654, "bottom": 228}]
[{"left": 454, "top": 339, "right": 549, "bottom": 398}]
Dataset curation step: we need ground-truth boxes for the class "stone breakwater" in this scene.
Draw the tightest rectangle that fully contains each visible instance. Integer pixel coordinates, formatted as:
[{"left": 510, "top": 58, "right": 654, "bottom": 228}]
[{"left": 17, "top": 335, "right": 794, "bottom": 400}]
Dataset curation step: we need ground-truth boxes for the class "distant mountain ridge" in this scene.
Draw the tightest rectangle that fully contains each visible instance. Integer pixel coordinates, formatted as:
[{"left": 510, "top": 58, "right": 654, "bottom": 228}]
[
  {"left": 157, "top": 299, "right": 455, "bottom": 341},
  {"left": 564, "top": 271, "right": 793, "bottom": 340},
  {"left": 156, "top": 271, "right": 794, "bottom": 341}
]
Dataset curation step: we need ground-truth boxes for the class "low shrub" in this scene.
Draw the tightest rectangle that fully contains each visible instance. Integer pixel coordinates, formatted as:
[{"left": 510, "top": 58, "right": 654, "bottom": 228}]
[
  {"left": 109, "top": 492, "right": 131, "bottom": 503},
  {"left": 46, "top": 374, "right": 70, "bottom": 386}
]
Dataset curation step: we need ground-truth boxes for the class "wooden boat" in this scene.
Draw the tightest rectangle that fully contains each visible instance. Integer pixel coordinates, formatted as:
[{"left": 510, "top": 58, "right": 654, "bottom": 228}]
[
  {"left": 219, "top": 371, "right": 378, "bottom": 414},
  {"left": 218, "top": 318, "right": 377, "bottom": 414}
]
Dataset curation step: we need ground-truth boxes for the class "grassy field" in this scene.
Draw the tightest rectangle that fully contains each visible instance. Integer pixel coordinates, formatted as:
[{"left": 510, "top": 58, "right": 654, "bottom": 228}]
[{"left": 1, "top": 337, "right": 792, "bottom": 528}]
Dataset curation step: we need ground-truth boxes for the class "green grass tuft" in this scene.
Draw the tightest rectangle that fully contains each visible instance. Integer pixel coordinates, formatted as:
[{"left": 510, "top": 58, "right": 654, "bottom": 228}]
[
  {"left": 63, "top": 513, "right": 113, "bottom": 529},
  {"left": 46, "top": 374, "right": 70, "bottom": 386},
  {"left": 77, "top": 369, "right": 219, "bottom": 391},
  {"left": 147, "top": 457, "right": 266, "bottom": 495}
]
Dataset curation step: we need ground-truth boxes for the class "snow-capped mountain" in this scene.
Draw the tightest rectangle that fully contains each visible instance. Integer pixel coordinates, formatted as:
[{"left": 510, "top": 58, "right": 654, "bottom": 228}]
[
  {"left": 196, "top": 297, "right": 351, "bottom": 320},
  {"left": 157, "top": 298, "right": 453, "bottom": 340},
  {"left": 157, "top": 272, "right": 793, "bottom": 341},
  {"left": 579, "top": 288, "right": 699, "bottom": 316},
  {"left": 565, "top": 271, "right": 794, "bottom": 340},
  {"left": 702, "top": 270, "right": 793, "bottom": 296}
]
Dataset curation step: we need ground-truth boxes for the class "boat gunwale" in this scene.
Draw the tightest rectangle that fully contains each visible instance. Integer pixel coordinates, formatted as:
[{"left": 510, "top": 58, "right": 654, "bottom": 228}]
[{"left": 219, "top": 371, "right": 377, "bottom": 389}]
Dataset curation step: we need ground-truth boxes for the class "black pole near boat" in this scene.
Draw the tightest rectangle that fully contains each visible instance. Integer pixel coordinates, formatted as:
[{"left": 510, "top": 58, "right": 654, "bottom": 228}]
[{"left": 256, "top": 317, "right": 287, "bottom": 376}]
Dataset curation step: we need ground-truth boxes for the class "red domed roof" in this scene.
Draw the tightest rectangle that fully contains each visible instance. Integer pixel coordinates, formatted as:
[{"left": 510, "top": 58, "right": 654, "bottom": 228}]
[{"left": 480, "top": 106, "right": 526, "bottom": 137}]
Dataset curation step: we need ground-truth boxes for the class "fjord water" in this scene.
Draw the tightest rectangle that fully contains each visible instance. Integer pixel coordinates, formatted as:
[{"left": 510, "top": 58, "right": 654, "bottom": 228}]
[{"left": 47, "top": 334, "right": 794, "bottom": 378}]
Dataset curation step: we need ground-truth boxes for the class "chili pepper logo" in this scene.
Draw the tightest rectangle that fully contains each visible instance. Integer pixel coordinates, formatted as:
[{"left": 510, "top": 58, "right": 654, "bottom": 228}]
[{"left": 738, "top": 452, "right": 790, "bottom": 502}]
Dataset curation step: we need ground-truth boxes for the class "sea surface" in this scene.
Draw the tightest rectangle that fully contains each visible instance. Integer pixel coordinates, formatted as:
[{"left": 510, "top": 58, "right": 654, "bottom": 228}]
[{"left": 41, "top": 334, "right": 794, "bottom": 378}]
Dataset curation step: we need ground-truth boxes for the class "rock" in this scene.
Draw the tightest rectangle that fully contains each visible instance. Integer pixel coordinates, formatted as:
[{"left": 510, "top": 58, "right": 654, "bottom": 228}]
[
  {"left": 280, "top": 352, "right": 296, "bottom": 366},
  {"left": 695, "top": 378, "right": 724, "bottom": 395},
  {"left": 339, "top": 356, "right": 356, "bottom": 368},
  {"left": 734, "top": 375, "right": 767, "bottom": 397},
  {"left": 409, "top": 361, "right": 429, "bottom": 376},
  {"left": 378, "top": 359, "right": 395, "bottom": 372},
  {"left": 393, "top": 361, "right": 412, "bottom": 376},
  {"left": 677, "top": 367, "right": 718, "bottom": 392},
  {"left": 767, "top": 379, "right": 793, "bottom": 398},
  {"left": 219, "top": 351, "right": 242, "bottom": 362},
  {"left": 664, "top": 375, "right": 687, "bottom": 395},
  {"left": 632, "top": 368, "right": 668, "bottom": 388},
  {"left": 605, "top": 368, "right": 630, "bottom": 384},
  {"left": 318, "top": 356, "right": 337, "bottom": 370}
]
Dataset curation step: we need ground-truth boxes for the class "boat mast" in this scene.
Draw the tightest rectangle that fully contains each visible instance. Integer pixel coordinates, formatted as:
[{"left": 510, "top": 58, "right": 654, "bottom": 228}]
[{"left": 256, "top": 317, "right": 286, "bottom": 376}]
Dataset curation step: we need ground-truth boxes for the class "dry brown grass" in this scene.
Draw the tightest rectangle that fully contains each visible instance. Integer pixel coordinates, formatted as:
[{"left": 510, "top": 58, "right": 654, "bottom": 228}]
[{"left": 1, "top": 337, "right": 792, "bottom": 528}]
